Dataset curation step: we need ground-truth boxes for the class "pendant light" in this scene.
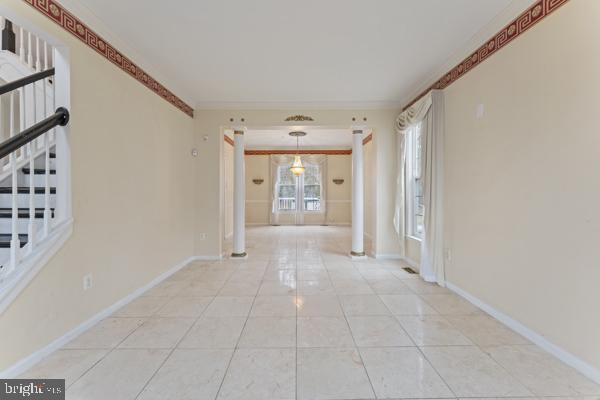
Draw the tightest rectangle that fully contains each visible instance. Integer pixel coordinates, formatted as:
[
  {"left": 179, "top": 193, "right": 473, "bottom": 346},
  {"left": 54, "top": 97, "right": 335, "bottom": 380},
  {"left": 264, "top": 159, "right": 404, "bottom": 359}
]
[{"left": 289, "top": 131, "right": 306, "bottom": 176}]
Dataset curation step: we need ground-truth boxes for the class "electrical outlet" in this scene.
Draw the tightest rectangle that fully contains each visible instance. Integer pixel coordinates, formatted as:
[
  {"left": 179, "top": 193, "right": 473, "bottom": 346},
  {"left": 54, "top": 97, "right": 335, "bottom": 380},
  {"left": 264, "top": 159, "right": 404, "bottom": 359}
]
[
  {"left": 444, "top": 248, "right": 452, "bottom": 262},
  {"left": 83, "top": 274, "right": 93, "bottom": 291},
  {"left": 199, "top": 233, "right": 207, "bottom": 241}
]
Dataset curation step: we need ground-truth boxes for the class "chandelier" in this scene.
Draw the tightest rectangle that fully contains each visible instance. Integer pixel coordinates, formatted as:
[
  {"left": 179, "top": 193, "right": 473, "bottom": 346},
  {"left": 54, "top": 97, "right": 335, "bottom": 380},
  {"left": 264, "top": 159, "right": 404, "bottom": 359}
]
[{"left": 289, "top": 131, "right": 306, "bottom": 176}]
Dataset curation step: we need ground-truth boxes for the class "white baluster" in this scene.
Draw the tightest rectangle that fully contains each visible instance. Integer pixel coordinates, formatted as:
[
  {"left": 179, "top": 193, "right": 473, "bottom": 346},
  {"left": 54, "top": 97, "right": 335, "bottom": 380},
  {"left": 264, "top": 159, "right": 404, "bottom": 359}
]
[
  {"left": 27, "top": 83, "right": 36, "bottom": 253},
  {"left": 44, "top": 42, "right": 48, "bottom": 71},
  {"left": 9, "top": 92, "right": 20, "bottom": 272},
  {"left": 50, "top": 74, "right": 56, "bottom": 143},
  {"left": 43, "top": 78, "right": 51, "bottom": 237},
  {"left": 35, "top": 37, "right": 41, "bottom": 72},
  {"left": 19, "top": 27, "right": 25, "bottom": 63},
  {"left": 27, "top": 31, "right": 33, "bottom": 68}
]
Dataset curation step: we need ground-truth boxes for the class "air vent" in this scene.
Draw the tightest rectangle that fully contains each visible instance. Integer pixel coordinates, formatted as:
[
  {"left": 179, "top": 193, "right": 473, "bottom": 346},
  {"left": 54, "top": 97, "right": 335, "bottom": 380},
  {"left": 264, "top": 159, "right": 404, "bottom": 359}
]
[{"left": 402, "top": 267, "right": 417, "bottom": 274}]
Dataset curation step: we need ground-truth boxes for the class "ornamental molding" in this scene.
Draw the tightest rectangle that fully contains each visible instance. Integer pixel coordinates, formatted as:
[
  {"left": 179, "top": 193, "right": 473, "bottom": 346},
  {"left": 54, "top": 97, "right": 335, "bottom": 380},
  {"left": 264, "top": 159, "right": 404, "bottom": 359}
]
[
  {"left": 284, "top": 115, "right": 314, "bottom": 122},
  {"left": 23, "top": 0, "right": 194, "bottom": 117},
  {"left": 403, "top": 0, "right": 569, "bottom": 111}
]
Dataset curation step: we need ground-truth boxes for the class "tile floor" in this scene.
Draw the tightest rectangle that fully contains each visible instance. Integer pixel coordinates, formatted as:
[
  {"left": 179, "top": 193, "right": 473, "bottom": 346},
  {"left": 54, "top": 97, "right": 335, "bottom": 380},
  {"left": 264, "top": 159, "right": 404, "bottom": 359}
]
[{"left": 21, "top": 226, "right": 600, "bottom": 400}]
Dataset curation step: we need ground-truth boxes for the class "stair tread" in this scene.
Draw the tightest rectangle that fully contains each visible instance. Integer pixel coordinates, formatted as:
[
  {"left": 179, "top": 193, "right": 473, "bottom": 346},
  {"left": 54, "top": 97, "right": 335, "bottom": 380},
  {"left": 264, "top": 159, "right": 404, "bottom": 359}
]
[
  {"left": 21, "top": 168, "right": 56, "bottom": 175},
  {"left": 0, "top": 208, "right": 55, "bottom": 219},
  {"left": 0, "top": 233, "right": 28, "bottom": 248},
  {"left": 0, "top": 187, "right": 56, "bottom": 194}
]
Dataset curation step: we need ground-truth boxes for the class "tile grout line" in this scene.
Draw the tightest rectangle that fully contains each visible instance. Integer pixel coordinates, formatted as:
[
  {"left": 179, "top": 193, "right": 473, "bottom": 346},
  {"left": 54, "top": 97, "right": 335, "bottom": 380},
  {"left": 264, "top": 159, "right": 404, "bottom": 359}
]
[
  {"left": 64, "top": 296, "right": 174, "bottom": 391},
  {"left": 212, "top": 257, "right": 266, "bottom": 400},
  {"left": 131, "top": 266, "right": 228, "bottom": 400},
  {"left": 328, "top": 256, "right": 379, "bottom": 399},
  {"left": 372, "top": 285, "right": 459, "bottom": 398}
]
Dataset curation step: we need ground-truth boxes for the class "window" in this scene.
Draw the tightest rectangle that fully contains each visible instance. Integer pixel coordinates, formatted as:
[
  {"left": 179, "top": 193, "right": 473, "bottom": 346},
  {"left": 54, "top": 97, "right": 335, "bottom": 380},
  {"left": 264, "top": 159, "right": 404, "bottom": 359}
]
[
  {"left": 303, "top": 164, "right": 322, "bottom": 211},
  {"left": 276, "top": 163, "right": 322, "bottom": 212},
  {"left": 277, "top": 166, "right": 297, "bottom": 211},
  {"left": 406, "top": 123, "right": 424, "bottom": 238}
]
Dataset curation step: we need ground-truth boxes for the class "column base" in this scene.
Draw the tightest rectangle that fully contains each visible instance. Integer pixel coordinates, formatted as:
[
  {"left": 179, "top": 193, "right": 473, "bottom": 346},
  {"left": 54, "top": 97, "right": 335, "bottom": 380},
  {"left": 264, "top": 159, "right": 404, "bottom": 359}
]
[
  {"left": 230, "top": 252, "right": 248, "bottom": 259},
  {"left": 350, "top": 251, "right": 367, "bottom": 260}
]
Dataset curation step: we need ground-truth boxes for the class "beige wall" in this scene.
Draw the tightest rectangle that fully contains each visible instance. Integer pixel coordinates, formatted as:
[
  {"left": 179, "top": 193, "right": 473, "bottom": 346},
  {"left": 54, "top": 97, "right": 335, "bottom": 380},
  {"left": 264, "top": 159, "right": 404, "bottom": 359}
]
[
  {"left": 325, "top": 155, "right": 352, "bottom": 225},
  {"left": 195, "top": 109, "right": 400, "bottom": 257},
  {"left": 243, "top": 154, "right": 352, "bottom": 226},
  {"left": 364, "top": 140, "right": 376, "bottom": 254},
  {"left": 0, "top": 1, "right": 196, "bottom": 371},
  {"left": 245, "top": 154, "right": 271, "bottom": 225},
  {"left": 443, "top": 0, "right": 600, "bottom": 371},
  {"left": 405, "top": 237, "right": 421, "bottom": 265},
  {"left": 223, "top": 141, "right": 234, "bottom": 238}
]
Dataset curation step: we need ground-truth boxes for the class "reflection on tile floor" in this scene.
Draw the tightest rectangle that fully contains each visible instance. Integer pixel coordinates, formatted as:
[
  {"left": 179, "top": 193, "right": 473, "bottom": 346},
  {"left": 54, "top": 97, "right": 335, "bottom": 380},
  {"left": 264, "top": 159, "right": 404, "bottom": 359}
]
[{"left": 21, "top": 226, "right": 600, "bottom": 400}]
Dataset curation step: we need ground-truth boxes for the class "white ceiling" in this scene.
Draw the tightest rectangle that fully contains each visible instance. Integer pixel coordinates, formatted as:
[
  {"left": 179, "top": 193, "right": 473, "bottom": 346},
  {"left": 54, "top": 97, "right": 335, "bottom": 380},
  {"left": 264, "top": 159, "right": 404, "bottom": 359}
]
[
  {"left": 72, "top": 0, "right": 517, "bottom": 108},
  {"left": 238, "top": 128, "right": 355, "bottom": 149}
]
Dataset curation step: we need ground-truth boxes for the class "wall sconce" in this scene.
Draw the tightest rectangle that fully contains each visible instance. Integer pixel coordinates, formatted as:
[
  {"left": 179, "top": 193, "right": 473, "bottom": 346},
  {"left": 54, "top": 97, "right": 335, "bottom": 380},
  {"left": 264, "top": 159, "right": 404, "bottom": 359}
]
[
  {"left": 332, "top": 179, "right": 344, "bottom": 185},
  {"left": 252, "top": 179, "right": 264, "bottom": 185}
]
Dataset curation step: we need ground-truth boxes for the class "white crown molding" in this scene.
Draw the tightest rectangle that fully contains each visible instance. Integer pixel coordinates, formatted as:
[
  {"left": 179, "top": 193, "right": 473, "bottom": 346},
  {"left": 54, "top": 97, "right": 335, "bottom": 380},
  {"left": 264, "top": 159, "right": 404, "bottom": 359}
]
[
  {"left": 399, "top": 0, "right": 537, "bottom": 108},
  {"left": 55, "top": 0, "right": 196, "bottom": 106},
  {"left": 195, "top": 101, "right": 403, "bottom": 111}
]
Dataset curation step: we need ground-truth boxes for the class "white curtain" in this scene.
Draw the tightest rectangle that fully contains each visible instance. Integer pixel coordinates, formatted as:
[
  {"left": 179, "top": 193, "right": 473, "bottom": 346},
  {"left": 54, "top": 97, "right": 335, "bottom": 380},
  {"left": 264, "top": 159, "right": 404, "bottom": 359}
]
[
  {"left": 308, "top": 155, "right": 328, "bottom": 222},
  {"left": 395, "top": 90, "right": 445, "bottom": 285},
  {"left": 393, "top": 122, "right": 407, "bottom": 257},
  {"left": 393, "top": 94, "right": 432, "bottom": 258},
  {"left": 270, "top": 155, "right": 294, "bottom": 225},
  {"left": 419, "top": 90, "right": 445, "bottom": 284}
]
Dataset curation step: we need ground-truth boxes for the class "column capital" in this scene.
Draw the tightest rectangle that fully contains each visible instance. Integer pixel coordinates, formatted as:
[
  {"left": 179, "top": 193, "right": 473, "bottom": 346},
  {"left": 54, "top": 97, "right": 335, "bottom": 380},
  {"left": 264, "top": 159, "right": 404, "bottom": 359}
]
[
  {"left": 351, "top": 125, "right": 367, "bottom": 134},
  {"left": 232, "top": 126, "right": 247, "bottom": 135}
]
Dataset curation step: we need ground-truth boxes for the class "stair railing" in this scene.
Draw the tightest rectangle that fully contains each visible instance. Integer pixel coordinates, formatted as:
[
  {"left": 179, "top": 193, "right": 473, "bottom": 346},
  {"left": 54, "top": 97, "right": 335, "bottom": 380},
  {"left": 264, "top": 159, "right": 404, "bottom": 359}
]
[
  {"left": 0, "top": 68, "right": 69, "bottom": 277},
  {"left": 2, "top": 17, "right": 53, "bottom": 72}
]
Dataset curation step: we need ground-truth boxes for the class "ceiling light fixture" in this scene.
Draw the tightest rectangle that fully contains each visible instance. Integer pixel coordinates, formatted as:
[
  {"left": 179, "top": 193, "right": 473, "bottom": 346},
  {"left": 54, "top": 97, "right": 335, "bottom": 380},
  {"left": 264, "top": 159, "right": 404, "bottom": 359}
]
[{"left": 289, "top": 131, "right": 306, "bottom": 176}]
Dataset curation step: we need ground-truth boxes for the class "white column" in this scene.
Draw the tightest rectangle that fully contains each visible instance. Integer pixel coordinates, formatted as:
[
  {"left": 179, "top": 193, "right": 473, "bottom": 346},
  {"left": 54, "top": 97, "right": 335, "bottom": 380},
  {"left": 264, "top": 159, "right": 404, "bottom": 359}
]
[
  {"left": 351, "top": 128, "right": 366, "bottom": 258},
  {"left": 231, "top": 129, "right": 247, "bottom": 257}
]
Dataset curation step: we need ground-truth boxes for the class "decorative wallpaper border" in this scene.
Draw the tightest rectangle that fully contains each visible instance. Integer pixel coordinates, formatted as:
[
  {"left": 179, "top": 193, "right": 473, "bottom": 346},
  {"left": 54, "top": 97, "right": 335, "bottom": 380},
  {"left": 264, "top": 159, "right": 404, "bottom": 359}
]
[
  {"left": 23, "top": 0, "right": 194, "bottom": 117},
  {"left": 224, "top": 135, "right": 234, "bottom": 146},
  {"left": 362, "top": 133, "right": 373, "bottom": 145},
  {"left": 403, "top": 0, "right": 569, "bottom": 110}
]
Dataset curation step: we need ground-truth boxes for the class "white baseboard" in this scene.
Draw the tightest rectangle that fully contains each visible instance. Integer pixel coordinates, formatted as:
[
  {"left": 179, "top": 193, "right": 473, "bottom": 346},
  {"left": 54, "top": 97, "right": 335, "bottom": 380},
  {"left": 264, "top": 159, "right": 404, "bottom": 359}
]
[
  {"left": 375, "top": 253, "right": 420, "bottom": 270},
  {"left": 0, "top": 255, "right": 196, "bottom": 379},
  {"left": 190, "top": 255, "right": 223, "bottom": 261},
  {"left": 446, "top": 281, "right": 600, "bottom": 384},
  {"left": 374, "top": 253, "right": 402, "bottom": 260}
]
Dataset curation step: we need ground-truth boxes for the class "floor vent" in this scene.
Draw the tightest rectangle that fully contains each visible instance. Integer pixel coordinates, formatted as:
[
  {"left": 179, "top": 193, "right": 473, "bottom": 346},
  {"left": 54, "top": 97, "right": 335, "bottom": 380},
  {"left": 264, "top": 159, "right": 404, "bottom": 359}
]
[{"left": 402, "top": 267, "right": 417, "bottom": 274}]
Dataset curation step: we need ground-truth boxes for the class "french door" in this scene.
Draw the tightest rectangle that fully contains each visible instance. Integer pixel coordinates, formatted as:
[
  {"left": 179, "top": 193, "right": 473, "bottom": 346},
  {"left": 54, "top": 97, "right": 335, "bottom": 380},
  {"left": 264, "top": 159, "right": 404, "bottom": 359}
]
[{"left": 276, "top": 164, "right": 322, "bottom": 225}]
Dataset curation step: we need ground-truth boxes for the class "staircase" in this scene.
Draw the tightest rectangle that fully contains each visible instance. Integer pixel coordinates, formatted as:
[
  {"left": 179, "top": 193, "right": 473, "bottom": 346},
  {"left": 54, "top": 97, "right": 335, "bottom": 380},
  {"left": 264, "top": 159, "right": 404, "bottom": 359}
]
[
  {"left": 0, "top": 150, "right": 57, "bottom": 255},
  {"left": 0, "top": 16, "right": 71, "bottom": 312}
]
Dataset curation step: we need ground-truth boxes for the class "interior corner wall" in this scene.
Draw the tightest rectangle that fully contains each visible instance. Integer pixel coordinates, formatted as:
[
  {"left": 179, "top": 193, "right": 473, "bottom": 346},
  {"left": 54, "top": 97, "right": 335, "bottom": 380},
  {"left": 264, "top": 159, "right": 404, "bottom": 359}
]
[
  {"left": 245, "top": 154, "right": 270, "bottom": 225},
  {"left": 374, "top": 116, "right": 403, "bottom": 258},
  {"left": 364, "top": 140, "right": 376, "bottom": 254},
  {"left": 325, "top": 155, "right": 351, "bottom": 225},
  {"left": 223, "top": 141, "right": 234, "bottom": 238},
  {"left": 0, "top": 0, "right": 196, "bottom": 372},
  {"left": 443, "top": 0, "right": 600, "bottom": 372}
]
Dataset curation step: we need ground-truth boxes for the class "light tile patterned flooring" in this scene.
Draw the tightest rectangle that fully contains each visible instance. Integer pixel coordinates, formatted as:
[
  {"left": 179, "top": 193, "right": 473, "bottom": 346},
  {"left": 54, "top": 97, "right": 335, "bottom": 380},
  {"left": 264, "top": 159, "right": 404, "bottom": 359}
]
[{"left": 22, "top": 226, "right": 600, "bottom": 400}]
